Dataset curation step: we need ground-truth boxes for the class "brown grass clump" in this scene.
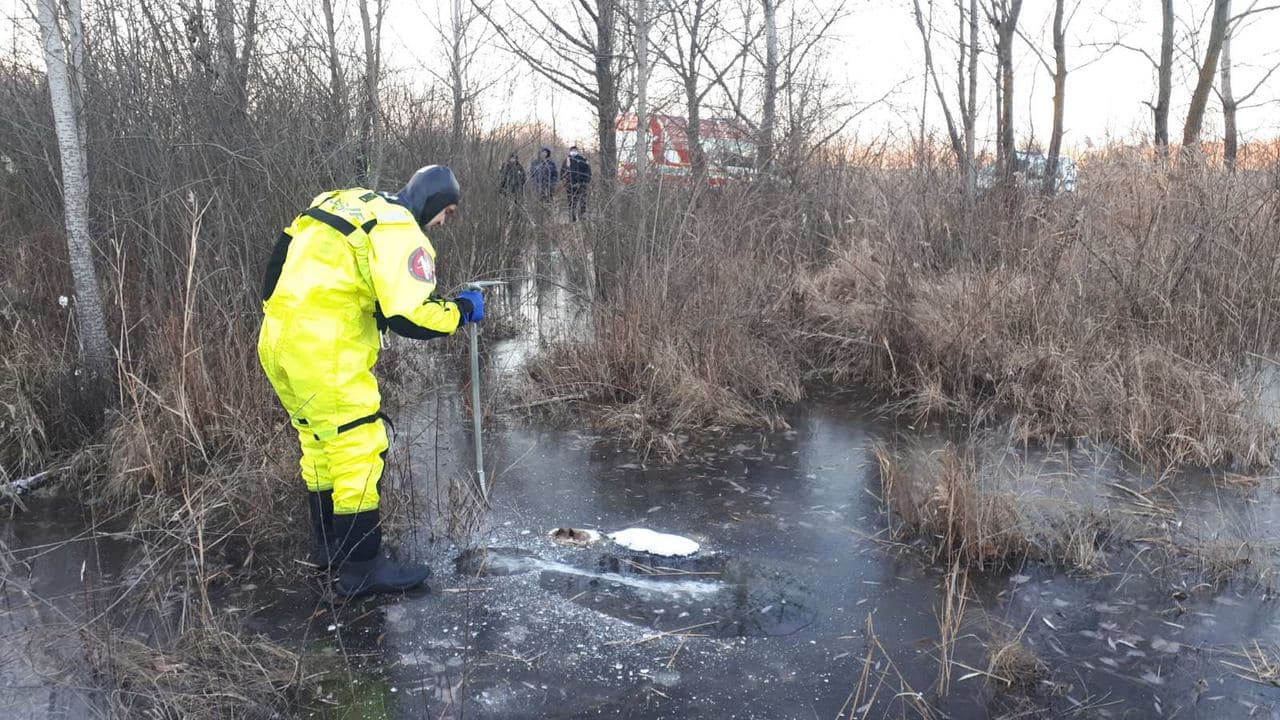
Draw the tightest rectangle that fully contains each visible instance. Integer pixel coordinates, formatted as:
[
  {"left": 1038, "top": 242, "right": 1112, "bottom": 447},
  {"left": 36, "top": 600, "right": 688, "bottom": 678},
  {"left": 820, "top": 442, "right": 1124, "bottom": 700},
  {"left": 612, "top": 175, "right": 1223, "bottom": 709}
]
[
  {"left": 874, "top": 438, "right": 1110, "bottom": 572},
  {"left": 1223, "top": 641, "right": 1280, "bottom": 687},
  {"left": 89, "top": 622, "right": 302, "bottom": 719},
  {"left": 0, "top": 331, "right": 51, "bottom": 474},
  {"left": 1178, "top": 539, "right": 1278, "bottom": 591},
  {"left": 985, "top": 631, "right": 1048, "bottom": 690},
  {"left": 876, "top": 440, "right": 1031, "bottom": 569}
]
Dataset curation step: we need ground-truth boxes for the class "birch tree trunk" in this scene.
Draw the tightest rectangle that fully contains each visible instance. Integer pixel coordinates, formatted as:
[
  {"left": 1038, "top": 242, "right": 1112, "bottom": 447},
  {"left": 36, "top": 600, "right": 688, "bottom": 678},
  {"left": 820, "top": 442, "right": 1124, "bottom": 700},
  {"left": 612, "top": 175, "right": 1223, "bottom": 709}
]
[
  {"left": 1043, "top": 0, "right": 1067, "bottom": 195},
  {"left": 964, "top": 0, "right": 978, "bottom": 201},
  {"left": 686, "top": 75, "right": 705, "bottom": 179},
  {"left": 1220, "top": 23, "right": 1237, "bottom": 171},
  {"left": 66, "top": 0, "right": 87, "bottom": 160},
  {"left": 36, "top": 0, "right": 114, "bottom": 397}
]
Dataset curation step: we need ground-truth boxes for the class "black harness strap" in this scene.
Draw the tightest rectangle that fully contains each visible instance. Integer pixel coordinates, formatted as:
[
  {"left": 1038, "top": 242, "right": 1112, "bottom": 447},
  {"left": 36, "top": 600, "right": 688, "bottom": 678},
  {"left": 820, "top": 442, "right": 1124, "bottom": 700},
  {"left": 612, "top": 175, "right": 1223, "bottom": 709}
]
[
  {"left": 303, "top": 207, "right": 357, "bottom": 235},
  {"left": 261, "top": 230, "right": 293, "bottom": 301},
  {"left": 314, "top": 411, "right": 394, "bottom": 440}
]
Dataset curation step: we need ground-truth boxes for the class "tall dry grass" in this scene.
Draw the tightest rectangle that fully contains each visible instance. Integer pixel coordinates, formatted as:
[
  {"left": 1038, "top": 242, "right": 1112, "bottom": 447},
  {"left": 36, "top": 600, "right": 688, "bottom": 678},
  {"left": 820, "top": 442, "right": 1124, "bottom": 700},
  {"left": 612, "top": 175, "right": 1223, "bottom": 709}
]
[
  {"left": 871, "top": 436, "right": 1111, "bottom": 571},
  {"left": 807, "top": 155, "right": 1280, "bottom": 468},
  {"left": 516, "top": 184, "right": 814, "bottom": 457},
  {"left": 517, "top": 154, "right": 1280, "bottom": 470}
]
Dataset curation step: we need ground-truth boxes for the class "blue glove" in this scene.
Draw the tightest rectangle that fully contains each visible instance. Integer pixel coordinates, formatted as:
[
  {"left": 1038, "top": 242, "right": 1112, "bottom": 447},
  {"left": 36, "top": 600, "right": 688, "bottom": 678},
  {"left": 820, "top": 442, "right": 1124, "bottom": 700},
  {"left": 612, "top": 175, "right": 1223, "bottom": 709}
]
[{"left": 455, "top": 289, "right": 485, "bottom": 324}]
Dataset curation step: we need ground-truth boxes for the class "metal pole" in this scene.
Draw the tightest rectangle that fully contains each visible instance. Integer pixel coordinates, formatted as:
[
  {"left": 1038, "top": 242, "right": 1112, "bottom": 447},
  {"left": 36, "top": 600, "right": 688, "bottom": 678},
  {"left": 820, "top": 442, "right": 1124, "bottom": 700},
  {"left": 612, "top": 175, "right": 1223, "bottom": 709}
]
[
  {"left": 462, "top": 280, "right": 505, "bottom": 505},
  {"left": 469, "top": 320, "right": 486, "bottom": 503}
]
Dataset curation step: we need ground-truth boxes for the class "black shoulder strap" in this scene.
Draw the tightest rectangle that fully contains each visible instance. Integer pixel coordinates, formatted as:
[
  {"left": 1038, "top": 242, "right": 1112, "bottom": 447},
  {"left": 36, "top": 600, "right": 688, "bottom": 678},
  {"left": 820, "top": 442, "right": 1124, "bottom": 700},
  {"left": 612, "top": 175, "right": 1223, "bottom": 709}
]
[{"left": 261, "top": 230, "right": 292, "bottom": 301}]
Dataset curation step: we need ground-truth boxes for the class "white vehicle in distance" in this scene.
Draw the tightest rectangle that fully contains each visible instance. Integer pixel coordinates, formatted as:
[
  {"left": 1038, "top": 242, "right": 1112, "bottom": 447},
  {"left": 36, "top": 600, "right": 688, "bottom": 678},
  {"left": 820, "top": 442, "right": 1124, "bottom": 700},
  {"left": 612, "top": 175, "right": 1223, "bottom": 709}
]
[{"left": 977, "top": 150, "right": 1078, "bottom": 193}]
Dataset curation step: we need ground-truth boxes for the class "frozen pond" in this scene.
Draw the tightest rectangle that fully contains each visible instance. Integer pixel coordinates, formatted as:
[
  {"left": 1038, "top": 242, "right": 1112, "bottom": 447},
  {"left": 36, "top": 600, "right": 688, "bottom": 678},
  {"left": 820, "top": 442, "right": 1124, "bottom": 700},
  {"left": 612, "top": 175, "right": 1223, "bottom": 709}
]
[{"left": 6, "top": 258, "right": 1280, "bottom": 718}]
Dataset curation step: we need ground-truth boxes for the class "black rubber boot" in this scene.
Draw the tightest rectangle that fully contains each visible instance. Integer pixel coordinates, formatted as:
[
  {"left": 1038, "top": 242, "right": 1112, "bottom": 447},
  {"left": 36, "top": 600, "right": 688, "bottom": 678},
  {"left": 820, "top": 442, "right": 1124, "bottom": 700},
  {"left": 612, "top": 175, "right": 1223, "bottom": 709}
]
[
  {"left": 332, "top": 510, "right": 431, "bottom": 598},
  {"left": 306, "top": 490, "right": 338, "bottom": 570}
]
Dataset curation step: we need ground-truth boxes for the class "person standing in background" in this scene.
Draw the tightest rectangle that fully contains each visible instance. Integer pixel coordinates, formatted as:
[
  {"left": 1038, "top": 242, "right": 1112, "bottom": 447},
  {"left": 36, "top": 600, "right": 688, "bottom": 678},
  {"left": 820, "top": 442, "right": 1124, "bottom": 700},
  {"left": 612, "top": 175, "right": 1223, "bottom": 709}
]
[
  {"left": 529, "top": 147, "right": 558, "bottom": 204},
  {"left": 562, "top": 146, "right": 592, "bottom": 222},
  {"left": 499, "top": 152, "right": 526, "bottom": 201}
]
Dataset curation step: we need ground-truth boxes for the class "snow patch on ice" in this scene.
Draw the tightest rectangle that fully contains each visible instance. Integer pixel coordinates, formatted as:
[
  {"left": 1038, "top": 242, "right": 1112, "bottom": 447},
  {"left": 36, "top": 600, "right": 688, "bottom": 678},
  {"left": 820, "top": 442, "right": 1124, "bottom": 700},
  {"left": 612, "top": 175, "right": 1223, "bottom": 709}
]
[{"left": 608, "top": 528, "right": 700, "bottom": 557}]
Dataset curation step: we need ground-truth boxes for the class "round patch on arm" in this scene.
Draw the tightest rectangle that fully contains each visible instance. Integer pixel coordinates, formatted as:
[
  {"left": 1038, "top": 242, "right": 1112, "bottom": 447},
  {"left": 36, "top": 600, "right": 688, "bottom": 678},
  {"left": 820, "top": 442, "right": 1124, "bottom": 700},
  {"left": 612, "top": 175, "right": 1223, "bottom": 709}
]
[{"left": 407, "top": 247, "right": 436, "bottom": 283}]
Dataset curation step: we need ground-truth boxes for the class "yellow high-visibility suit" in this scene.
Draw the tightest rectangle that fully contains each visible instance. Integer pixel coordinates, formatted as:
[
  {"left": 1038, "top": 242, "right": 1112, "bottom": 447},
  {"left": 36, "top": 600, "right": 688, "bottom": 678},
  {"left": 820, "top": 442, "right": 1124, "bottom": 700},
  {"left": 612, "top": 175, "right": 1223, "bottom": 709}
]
[{"left": 258, "top": 188, "right": 463, "bottom": 516}]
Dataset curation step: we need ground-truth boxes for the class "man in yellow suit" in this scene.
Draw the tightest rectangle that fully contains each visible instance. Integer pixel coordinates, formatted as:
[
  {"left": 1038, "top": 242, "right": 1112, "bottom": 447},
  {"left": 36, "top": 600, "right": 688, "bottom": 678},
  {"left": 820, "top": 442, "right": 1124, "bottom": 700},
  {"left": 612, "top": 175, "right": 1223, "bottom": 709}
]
[{"left": 258, "top": 166, "right": 484, "bottom": 597}]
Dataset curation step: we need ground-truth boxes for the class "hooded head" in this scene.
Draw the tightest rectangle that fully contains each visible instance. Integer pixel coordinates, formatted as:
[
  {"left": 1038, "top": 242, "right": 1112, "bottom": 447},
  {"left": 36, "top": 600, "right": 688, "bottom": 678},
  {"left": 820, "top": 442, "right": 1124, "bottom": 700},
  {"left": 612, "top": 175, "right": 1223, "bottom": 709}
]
[
  {"left": 395, "top": 165, "right": 461, "bottom": 226},
  {"left": 540, "top": 147, "right": 551, "bottom": 159}
]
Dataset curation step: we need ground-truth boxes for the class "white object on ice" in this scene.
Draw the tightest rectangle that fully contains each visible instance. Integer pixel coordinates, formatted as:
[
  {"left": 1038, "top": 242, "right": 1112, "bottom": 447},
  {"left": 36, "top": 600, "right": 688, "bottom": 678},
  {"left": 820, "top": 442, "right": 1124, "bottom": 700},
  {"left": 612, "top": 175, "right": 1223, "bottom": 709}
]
[{"left": 607, "top": 528, "right": 700, "bottom": 557}]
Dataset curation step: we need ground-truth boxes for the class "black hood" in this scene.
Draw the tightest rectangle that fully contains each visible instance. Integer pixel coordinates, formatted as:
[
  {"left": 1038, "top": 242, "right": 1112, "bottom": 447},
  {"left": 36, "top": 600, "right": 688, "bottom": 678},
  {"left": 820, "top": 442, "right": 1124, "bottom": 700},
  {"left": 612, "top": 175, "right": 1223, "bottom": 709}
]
[{"left": 394, "top": 165, "right": 461, "bottom": 225}]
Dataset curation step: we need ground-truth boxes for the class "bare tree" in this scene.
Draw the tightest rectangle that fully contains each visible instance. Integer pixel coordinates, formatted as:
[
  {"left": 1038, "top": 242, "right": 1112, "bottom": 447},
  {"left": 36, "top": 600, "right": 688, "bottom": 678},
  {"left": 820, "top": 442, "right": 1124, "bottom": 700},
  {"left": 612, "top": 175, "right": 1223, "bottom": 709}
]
[
  {"left": 1019, "top": 1, "right": 1109, "bottom": 192},
  {"left": 425, "top": 0, "right": 495, "bottom": 154},
  {"left": 776, "top": 3, "right": 869, "bottom": 172},
  {"left": 356, "top": 0, "right": 386, "bottom": 185},
  {"left": 1218, "top": 3, "right": 1280, "bottom": 170},
  {"left": 1182, "top": 0, "right": 1230, "bottom": 149},
  {"left": 986, "top": 0, "right": 1023, "bottom": 178},
  {"left": 655, "top": 0, "right": 758, "bottom": 178},
  {"left": 475, "top": 0, "right": 621, "bottom": 182},
  {"left": 448, "top": 0, "right": 467, "bottom": 149},
  {"left": 759, "top": 0, "right": 778, "bottom": 170},
  {"left": 634, "top": 0, "right": 651, "bottom": 178},
  {"left": 1155, "top": 0, "right": 1174, "bottom": 154},
  {"left": 1220, "top": 19, "right": 1237, "bottom": 170},
  {"left": 962, "top": 0, "right": 979, "bottom": 198},
  {"left": 35, "top": 0, "right": 113, "bottom": 399},
  {"left": 910, "top": 0, "right": 980, "bottom": 197},
  {"left": 597, "top": 0, "right": 620, "bottom": 182},
  {"left": 1043, "top": 0, "right": 1067, "bottom": 194},
  {"left": 911, "top": 0, "right": 962, "bottom": 172},
  {"left": 707, "top": 0, "right": 844, "bottom": 173},
  {"left": 320, "top": 0, "right": 348, "bottom": 144},
  {"left": 1092, "top": 1, "right": 1175, "bottom": 155},
  {"left": 213, "top": 0, "right": 258, "bottom": 116}
]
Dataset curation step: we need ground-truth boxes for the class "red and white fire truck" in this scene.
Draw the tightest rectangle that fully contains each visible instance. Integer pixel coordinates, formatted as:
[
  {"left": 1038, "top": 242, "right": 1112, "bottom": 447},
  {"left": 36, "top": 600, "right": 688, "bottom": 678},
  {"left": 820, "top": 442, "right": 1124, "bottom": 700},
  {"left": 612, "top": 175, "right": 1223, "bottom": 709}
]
[{"left": 616, "top": 114, "right": 756, "bottom": 186}]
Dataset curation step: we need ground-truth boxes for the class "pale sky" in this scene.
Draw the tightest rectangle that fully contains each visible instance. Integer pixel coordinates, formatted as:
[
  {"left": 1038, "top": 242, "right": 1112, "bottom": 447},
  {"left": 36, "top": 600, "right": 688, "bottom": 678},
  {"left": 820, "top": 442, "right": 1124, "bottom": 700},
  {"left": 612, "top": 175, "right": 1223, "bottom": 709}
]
[{"left": 5, "top": 0, "right": 1278, "bottom": 157}]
